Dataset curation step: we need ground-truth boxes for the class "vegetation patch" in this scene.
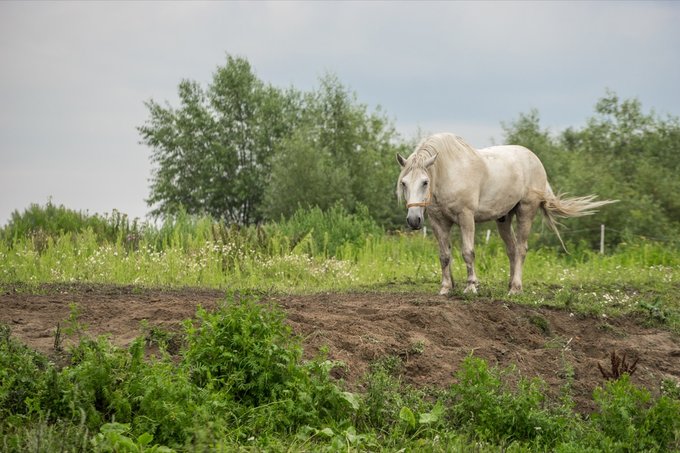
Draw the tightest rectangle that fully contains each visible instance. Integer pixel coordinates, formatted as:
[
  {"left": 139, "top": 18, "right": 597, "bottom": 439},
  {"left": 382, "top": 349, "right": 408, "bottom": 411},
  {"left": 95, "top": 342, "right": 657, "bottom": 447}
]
[{"left": 2, "top": 298, "right": 679, "bottom": 451}]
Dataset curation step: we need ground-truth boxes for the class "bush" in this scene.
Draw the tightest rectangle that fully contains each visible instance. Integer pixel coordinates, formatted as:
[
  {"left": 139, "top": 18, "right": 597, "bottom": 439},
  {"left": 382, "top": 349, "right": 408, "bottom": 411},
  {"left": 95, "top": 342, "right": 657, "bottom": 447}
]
[
  {"left": 448, "top": 355, "right": 575, "bottom": 448},
  {"left": 0, "top": 324, "right": 53, "bottom": 420},
  {"left": 1, "top": 201, "right": 141, "bottom": 249},
  {"left": 273, "top": 203, "right": 382, "bottom": 258},
  {"left": 592, "top": 374, "right": 680, "bottom": 451},
  {"left": 182, "top": 293, "right": 355, "bottom": 432},
  {"left": 2, "top": 293, "right": 679, "bottom": 451},
  {"left": 182, "top": 295, "right": 304, "bottom": 403}
]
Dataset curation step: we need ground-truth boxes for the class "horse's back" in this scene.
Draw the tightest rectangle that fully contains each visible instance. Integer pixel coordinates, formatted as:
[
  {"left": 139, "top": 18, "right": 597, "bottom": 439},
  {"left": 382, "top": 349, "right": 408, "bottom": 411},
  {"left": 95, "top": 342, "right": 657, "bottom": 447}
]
[{"left": 478, "top": 145, "right": 547, "bottom": 188}]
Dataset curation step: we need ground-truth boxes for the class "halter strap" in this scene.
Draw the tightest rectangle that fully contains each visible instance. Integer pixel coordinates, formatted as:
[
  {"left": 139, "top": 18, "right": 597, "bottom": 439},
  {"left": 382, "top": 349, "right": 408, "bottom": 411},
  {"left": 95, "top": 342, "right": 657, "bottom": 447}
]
[{"left": 406, "top": 187, "right": 432, "bottom": 208}]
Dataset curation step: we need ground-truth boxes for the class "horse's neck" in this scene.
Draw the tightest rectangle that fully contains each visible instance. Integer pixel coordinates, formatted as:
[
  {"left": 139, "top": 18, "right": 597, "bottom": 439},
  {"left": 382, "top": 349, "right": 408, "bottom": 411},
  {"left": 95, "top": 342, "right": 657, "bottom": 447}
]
[{"left": 431, "top": 146, "right": 486, "bottom": 191}]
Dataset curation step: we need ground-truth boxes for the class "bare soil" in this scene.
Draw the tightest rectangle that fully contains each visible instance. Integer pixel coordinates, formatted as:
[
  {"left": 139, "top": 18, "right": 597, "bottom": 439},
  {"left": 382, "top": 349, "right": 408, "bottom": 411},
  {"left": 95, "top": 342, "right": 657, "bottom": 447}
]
[{"left": 2, "top": 283, "right": 679, "bottom": 413}]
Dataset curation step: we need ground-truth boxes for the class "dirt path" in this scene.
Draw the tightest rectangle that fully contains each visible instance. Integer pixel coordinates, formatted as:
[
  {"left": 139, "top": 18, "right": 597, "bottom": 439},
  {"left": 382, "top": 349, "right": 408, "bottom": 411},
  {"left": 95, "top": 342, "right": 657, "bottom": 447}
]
[{"left": 2, "top": 283, "right": 679, "bottom": 413}]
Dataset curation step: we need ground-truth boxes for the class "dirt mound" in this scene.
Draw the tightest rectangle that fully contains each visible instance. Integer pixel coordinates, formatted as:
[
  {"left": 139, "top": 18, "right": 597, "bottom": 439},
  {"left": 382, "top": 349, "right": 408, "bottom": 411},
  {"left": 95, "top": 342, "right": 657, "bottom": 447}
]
[{"left": 2, "top": 284, "right": 679, "bottom": 412}]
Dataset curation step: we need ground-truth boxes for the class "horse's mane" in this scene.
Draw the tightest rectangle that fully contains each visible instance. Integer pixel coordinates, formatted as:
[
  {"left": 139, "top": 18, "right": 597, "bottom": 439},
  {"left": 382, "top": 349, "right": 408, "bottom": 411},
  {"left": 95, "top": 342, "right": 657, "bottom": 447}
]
[{"left": 405, "top": 133, "right": 479, "bottom": 172}]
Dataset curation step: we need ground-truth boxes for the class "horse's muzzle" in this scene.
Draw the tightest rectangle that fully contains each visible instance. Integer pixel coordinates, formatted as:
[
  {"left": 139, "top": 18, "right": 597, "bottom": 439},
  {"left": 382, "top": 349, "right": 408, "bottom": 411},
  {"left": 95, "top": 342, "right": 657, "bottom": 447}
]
[{"left": 406, "top": 210, "right": 423, "bottom": 230}]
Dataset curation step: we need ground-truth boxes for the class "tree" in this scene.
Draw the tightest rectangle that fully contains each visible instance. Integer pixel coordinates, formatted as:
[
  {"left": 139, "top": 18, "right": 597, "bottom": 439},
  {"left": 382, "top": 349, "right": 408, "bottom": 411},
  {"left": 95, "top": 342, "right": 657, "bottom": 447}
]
[
  {"left": 139, "top": 55, "right": 298, "bottom": 224},
  {"left": 502, "top": 109, "right": 568, "bottom": 187},
  {"left": 502, "top": 91, "right": 680, "bottom": 247},
  {"left": 263, "top": 75, "right": 405, "bottom": 227},
  {"left": 140, "top": 59, "right": 405, "bottom": 227}
]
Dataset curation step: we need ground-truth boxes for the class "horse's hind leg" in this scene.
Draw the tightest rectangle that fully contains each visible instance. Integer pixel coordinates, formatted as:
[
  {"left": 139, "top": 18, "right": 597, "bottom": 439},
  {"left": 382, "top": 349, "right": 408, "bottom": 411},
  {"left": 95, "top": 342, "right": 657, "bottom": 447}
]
[
  {"left": 496, "top": 213, "right": 517, "bottom": 292},
  {"left": 430, "top": 216, "right": 454, "bottom": 295},
  {"left": 509, "top": 202, "right": 539, "bottom": 294},
  {"left": 458, "top": 211, "right": 478, "bottom": 293}
]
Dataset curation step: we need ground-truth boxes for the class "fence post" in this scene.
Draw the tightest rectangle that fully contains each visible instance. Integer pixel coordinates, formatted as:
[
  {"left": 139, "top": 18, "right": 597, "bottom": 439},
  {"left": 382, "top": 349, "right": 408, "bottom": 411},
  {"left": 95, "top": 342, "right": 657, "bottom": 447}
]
[
  {"left": 485, "top": 229, "right": 491, "bottom": 244},
  {"left": 600, "top": 224, "right": 605, "bottom": 254}
]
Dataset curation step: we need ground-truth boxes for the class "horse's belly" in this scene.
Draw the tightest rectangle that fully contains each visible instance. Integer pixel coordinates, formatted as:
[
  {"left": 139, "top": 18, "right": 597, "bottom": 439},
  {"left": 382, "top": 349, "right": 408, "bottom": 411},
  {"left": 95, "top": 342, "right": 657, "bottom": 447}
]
[
  {"left": 474, "top": 204, "right": 517, "bottom": 223},
  {"left": 475, "top": 189, "right": 522, "bottom": 222}
]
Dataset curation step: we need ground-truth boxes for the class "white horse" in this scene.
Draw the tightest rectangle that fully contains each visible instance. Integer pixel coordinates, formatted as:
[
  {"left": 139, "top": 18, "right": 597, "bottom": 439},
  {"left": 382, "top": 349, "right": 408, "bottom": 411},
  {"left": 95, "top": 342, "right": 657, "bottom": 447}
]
[{"left": 396, "top": 133, "right": 616, "bottom": 295}]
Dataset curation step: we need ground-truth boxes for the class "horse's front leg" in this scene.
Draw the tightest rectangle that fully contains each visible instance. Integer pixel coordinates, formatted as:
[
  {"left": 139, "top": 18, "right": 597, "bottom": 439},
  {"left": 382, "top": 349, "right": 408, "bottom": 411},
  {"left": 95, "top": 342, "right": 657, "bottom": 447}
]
[
  {"left": 459, "top": 212, "right": 478, "bottom": 293},
  {"left": 429, "top": 216, "right": 454, "bottom": 295}
]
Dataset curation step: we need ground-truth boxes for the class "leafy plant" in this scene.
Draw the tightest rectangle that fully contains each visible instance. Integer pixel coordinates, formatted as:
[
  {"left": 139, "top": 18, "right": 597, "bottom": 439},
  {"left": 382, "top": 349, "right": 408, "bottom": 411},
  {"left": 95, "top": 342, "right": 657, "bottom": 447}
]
[
  {"left": 597, "top": 350, "right": 639, "bottom": 380},
  {"left": 182, "top": 293, "right": 355, "bottom": 432},
  {"left": 0, "top": 324, "right": 52, "bottom": 419},
  {"left": 448, "top": 355, "right": 574, "bottom": 448},
  {"left": 592, "top": 374, "right": 680, "bottom": 451},
  {"left": 91, "top": 422, "right": 174, "bottom": 452},
  {"left": 182, "top": 295, "right": 303, "bottom": 402}
]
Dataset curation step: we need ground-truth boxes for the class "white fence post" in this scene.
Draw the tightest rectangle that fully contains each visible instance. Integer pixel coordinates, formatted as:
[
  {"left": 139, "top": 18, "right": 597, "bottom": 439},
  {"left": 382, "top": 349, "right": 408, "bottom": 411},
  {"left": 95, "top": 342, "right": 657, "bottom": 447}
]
[{"left": 600, "top": 224, "right": 605, "bottom": 254}]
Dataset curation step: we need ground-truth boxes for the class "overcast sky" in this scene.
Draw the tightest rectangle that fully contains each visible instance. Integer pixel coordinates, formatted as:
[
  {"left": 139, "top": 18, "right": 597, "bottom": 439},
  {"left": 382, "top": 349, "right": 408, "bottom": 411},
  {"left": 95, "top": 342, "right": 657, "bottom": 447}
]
[{"left": 1, "top": 1, "right": 679, "bottom": 226}]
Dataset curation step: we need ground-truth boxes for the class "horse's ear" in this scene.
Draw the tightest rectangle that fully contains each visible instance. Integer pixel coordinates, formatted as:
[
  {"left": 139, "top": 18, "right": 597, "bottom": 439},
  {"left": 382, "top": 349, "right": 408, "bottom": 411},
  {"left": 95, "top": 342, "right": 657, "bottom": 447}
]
[
  {"left": 396, "top": 153, "right": 407, "bottom": 167},
  {"left": 424, "top": 153, "right": 437, "bottom": 168}
]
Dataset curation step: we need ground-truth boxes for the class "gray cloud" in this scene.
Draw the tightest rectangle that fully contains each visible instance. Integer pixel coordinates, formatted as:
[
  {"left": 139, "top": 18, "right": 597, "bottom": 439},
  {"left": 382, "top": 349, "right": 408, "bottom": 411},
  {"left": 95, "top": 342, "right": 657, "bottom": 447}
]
[{"left": 1, "top": 1, "right": 679, "bottom": 224}]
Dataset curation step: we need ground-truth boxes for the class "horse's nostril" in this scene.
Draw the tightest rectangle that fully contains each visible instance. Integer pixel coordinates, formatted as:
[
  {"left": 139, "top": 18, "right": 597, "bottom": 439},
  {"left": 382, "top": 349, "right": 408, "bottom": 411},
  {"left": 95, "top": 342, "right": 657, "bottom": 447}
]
[{"left": 407, "top": 215, "right": 422, "bottom": 229}]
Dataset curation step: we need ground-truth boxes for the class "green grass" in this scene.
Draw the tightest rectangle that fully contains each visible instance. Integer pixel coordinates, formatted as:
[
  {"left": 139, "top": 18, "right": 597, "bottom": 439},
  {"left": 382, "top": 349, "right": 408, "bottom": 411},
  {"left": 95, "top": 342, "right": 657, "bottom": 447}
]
[
  {"left": 2, "top": 214, "right": 678, "bottom": 330},
  {"left": 1, "top": 203, "right": 680, "bottom": 450}
]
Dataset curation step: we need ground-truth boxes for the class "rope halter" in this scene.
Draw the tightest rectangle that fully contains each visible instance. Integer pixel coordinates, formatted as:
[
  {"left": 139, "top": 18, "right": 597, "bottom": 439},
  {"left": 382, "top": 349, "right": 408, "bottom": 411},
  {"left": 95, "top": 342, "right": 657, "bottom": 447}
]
[{"left": 406, "top": 187, "right": 432, "bottom": 208}]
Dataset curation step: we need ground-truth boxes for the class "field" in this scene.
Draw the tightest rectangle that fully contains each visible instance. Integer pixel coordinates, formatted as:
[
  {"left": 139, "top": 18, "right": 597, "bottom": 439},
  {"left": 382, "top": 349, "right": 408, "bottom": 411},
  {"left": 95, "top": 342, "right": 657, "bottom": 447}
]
[{"left": 1, "top": 207, "right": 679, "bottom": 451}]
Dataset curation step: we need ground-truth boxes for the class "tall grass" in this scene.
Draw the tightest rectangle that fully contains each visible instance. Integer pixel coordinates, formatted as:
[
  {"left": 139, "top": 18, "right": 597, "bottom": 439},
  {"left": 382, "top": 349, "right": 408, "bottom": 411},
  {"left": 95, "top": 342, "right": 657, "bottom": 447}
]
[
  {"left": 1, "top": 202, "right": 679, "bottom": 326},
  {"left": 0, "top": 203, "right": 437, "bottom": 291}
]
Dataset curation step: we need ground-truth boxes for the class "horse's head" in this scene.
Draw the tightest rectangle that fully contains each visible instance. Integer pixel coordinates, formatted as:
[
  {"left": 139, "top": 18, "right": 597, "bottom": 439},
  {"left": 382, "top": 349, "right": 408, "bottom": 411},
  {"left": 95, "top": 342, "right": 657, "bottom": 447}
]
[{"left": 396, "top": 152, "right": 437, "bottom": 230}]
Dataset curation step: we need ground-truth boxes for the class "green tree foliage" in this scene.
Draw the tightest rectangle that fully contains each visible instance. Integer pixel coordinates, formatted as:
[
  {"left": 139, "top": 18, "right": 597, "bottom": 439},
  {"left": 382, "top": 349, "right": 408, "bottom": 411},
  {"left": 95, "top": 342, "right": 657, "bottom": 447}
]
[
  {"left": 503, "top": 91, "right": 680, "bottom": 247},
  {"left": 263, "top": 75, "right": 404, "bottom": 227},
  {"left": 139, "top": 56, "right": 299, "bottom": 224},
  {"left": 140, "top": 57, "right": 404, "bottom": 227}
]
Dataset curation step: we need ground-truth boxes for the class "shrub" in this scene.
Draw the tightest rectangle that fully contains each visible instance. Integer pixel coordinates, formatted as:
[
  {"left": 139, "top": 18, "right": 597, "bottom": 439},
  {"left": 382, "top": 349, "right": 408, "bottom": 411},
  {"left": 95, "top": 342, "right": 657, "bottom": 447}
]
[
  {"left": 592, "top": 374, "right": 680, "bottom": 451},
  {"left": 182, "top": 293, "right": 355, "bottom": 432},
  {"left": 448, "top": 355, "right": 574, "bottom": 448},
  {"left": 1, "top": 201, "right": 141, "bottom": 249},
  {"left": 0, "top": 324, "right": 52, "bottom": 420},
  {"left": 274, "top": 203, "right": 382, "bottom": 258}
]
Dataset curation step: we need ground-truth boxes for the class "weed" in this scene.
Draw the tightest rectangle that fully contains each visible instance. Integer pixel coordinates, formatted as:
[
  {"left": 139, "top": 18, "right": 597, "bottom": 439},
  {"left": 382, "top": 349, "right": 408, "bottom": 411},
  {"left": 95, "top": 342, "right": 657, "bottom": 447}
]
[
  {"left": 597, "top": 350, "right": 639, "bottom": 380},
  {"left": 409, "top": 339, "right": 426, "bottom": 355},
  {"left": 448, "top": 355, "right": 576, "bottom": 449},
  {"left": 1, "top": 315, "right": 680, "bottom": 451},
  {"left": 182, "top": 294, "right": 355, "bottom": 434},
  {"left": 661, "top": 378, "right": 680, "bottom": 400},
  {"left": 638, "top": 297, "right": 674, "bottom": 327},
  {"left": 63, "top": 303, "right": 87, "bottom": 341},
  {"left": 528, "top": 314, "right": 552, "bottom": 336},
  {"left": 0, "top": 324, "right": 53, "bottom": 419},
  {"left": 53, "top": 322, "right": 63, "bottom": 352},
  {"left": 91, "top": 422, "right": 174, "bottom": 452}
]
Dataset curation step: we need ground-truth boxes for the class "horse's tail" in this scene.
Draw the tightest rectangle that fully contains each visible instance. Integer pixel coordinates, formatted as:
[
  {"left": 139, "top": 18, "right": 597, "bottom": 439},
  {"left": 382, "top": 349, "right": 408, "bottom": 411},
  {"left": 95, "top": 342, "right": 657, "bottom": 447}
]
[{"left": 539, "top": 183, "right": 618, "bottom": 252}]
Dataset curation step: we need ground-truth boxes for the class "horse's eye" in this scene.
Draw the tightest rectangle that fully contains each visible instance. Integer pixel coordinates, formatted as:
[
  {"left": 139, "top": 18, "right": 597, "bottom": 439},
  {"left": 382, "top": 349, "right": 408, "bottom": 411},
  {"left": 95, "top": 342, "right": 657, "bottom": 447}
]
[
  {"left": 423, "top": 181, "right": 429, "bottom": 186},
  {"left": 401, "top": 181, "right": 406, "bottom": 188}
]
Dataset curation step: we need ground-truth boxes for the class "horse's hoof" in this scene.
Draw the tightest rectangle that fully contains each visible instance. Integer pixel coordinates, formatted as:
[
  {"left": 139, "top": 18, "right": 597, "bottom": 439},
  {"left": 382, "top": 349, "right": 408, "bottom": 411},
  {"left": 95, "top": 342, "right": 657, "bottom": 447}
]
[
  {"left": 439, "top": 287, "right": 451, "bottom": 295},
  {"left": 508, "top": 287, "right": 522, "bottom": 295},
  {"left": 463, "top": 284, "right": 478, "bottom": 294}
]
